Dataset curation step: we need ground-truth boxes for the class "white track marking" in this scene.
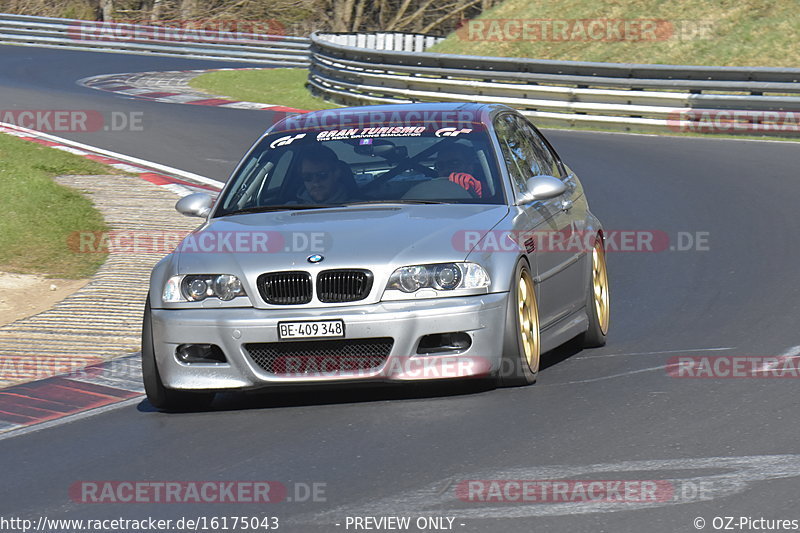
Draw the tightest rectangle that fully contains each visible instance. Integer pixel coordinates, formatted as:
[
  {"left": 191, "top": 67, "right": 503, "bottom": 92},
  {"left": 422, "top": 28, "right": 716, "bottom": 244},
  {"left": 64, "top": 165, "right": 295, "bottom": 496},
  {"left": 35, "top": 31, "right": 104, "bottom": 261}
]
[
  {"left": 573, "top": 347, "right": 734, "bottom": 360},
  {"left": 543, "top": 363, "right": 674, "bottom": 386},
  {"left": 557, "top": 345, "right": 800, "bottom": 383},
  {"left": 294, "top": 455, "right": 800, "bottom": 523},
  {"left": 50, "top": 145, "right": 89, "bottom": 156},
  {"left": 754, "top": 345, "right": 800, "bottom": 373},
  {"left": 0, "top": 121, "right": 224, "bottom": 188}
]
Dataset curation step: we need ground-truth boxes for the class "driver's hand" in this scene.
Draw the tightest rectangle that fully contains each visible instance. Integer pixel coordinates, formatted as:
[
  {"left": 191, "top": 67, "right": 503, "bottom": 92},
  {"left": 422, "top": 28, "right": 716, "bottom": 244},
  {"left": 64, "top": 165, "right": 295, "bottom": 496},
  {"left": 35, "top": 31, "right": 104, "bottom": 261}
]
[{"left": 448, "top": 172, "right": 482, "bottom": 198}]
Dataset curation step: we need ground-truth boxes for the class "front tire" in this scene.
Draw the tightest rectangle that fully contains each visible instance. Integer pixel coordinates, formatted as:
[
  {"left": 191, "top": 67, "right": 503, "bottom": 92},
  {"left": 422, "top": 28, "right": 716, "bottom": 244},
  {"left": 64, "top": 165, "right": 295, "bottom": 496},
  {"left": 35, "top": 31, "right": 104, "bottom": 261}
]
[
  {"left": 581, "top": 236, "right": 610, "bottom": 347},
  {"left": 141, "top": 297, "right": 215, "bottom": 411},
  {"left": 498, "top": 260, "right": 540, "bottom": 387}
]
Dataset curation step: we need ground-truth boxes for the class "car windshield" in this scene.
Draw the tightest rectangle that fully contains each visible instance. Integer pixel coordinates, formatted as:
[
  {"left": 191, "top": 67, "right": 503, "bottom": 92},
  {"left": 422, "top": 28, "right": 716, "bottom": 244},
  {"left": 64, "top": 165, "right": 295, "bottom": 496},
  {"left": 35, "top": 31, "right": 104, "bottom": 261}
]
[{"left": 214, "top": 122, "right": 504, "bottom": 217}]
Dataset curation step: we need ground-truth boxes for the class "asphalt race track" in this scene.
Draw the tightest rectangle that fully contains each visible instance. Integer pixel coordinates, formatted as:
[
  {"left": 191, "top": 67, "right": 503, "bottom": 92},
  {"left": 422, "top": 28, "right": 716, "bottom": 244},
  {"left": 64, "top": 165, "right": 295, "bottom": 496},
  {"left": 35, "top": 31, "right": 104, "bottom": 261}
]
[
  {"left": 0, "top": 46, "right": 274, "bottom": 181},
  {"left": 1, "top": 44, "right": 800, "bottom": 532}
]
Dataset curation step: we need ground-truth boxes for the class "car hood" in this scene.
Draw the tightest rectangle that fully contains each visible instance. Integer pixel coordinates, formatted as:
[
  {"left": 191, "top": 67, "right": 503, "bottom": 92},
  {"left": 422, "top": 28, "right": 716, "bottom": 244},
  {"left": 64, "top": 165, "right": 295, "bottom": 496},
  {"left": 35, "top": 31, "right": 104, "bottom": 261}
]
[{"left": 174, "top": 204, "right": 509, "bottom": 274}]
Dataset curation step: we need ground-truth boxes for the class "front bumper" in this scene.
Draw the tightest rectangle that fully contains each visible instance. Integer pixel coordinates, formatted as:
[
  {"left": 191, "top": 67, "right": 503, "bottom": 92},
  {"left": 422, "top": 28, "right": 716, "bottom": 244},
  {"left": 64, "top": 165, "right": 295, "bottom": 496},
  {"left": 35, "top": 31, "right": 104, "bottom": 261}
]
[{"left": 150, "top": 292, "right": 508, "bottom": 390}]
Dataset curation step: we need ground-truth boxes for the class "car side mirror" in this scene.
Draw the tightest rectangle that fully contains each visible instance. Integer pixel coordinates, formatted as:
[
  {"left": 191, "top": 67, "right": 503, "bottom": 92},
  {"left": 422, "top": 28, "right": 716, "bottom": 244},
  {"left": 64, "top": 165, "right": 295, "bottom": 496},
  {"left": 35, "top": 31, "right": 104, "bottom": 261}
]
[
  {"left": 176, "top": 192, "right": 213, "bottom": 218},
  {"left": 518, "top": 175, "right": 567, "bottom": 203}
]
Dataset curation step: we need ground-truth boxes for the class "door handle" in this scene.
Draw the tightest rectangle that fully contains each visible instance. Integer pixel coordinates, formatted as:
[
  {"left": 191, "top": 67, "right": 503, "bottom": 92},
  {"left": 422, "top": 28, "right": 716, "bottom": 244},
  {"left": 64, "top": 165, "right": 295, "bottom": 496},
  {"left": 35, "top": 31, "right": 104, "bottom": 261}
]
[{"left": 560, "top": 199, "right": 573, "bottom": 212}]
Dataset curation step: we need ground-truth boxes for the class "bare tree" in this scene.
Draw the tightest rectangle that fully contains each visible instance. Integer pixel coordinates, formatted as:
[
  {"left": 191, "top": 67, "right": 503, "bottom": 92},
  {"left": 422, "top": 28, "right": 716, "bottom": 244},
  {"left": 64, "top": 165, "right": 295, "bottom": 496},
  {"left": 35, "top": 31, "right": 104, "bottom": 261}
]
[
  {"left": 3, "top": 0, "right": 492, "bottom": 35},
  {"left": 179, "top": 0, "right": 196, "bottom": 19},
  {"left": 99, "top": 0, "right": 113, "bottom": 20},
  {"left": 150, "top": 0, "right": 163, "bottom": 21}
]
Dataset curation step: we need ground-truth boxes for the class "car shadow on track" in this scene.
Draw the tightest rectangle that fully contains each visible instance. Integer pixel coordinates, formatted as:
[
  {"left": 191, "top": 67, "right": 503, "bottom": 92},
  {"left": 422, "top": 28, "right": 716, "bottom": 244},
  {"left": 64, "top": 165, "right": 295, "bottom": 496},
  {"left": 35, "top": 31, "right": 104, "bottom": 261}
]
[
  {"left": 541, "top": 336, "right": 584, "bottom": 371},
  {"left": 136, "top": 378, "right": 497, "bottom": 413}
]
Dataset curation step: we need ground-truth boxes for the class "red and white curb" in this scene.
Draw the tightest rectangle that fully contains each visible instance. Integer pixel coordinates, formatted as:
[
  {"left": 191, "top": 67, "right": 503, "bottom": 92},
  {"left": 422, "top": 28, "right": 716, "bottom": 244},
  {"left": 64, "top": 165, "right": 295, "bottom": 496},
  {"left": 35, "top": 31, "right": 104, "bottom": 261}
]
[
  {"left": 78, "top": 68, "right": 308, "bottom": 113},
  {"left": 0, "top": 74, "right": 307, "bottom": 434},
  {"left": 0, "top": 121, "right": 223, "bottom": 195},
  {"left": 0, "top": 124, "right": 228, "bottom": 435},
  {"left": 0, "top": 354, "right": 144, "bottom": 439}
]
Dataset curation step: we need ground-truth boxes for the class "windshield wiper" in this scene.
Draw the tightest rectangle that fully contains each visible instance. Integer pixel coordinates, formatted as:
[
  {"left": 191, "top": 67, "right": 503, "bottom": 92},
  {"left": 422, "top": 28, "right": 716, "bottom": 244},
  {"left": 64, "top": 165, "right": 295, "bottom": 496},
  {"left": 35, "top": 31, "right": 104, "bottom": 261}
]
[
  {"left": 221, "top": 204, "right": 345, "bottom": 216},
  {"left": 342, "top": 200, "right": 447, "bottom": 206}
]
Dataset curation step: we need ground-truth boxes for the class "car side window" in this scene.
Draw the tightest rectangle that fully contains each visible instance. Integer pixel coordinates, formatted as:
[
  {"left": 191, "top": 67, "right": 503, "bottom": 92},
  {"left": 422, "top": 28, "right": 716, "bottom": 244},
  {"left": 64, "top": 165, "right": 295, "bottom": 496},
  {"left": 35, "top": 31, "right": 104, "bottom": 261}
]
[
  {"left": 494, "top": 113, "right": 558, "bottom": 199},
  {"left": 493, "top": 114, "right": 532, "bottom": 197},
  {"left": 513, "top": 116, "right": 564, "bottom": 179}
]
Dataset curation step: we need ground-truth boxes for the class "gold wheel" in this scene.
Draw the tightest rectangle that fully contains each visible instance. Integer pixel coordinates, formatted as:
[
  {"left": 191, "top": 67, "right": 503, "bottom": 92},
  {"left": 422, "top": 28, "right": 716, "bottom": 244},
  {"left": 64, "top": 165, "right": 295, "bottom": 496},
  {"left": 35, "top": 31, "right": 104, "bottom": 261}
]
[
  {"left": 517, "top": 268, "right": 540, "bottom": 371},
  {"left": 592, "top": 239, "right": 610, "bottom": 335}
]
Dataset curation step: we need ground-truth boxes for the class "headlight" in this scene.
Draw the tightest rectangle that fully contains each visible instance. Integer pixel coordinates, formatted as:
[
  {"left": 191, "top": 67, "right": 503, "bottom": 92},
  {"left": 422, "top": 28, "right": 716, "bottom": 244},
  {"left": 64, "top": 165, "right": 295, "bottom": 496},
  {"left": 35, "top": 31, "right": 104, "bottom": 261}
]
[
  {"left": 385, "top": 262, "right": 490, "bottom": 296},
  {"left": 433, "top": 264, "right": 462, "bottom": 290},
  {"left": 162, "top": 274, "right": 247, "bottom": 302},
  {"left": 212, "top": 274, "right": 243, "bottom": 301}
]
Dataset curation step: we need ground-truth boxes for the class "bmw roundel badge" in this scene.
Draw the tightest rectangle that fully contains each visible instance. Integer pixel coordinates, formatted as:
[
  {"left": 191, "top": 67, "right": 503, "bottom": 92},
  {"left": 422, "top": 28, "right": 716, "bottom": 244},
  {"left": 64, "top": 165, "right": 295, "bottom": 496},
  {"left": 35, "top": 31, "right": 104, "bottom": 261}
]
[{"left": 307, "top": 254, "right": 324, "bottom": 263}]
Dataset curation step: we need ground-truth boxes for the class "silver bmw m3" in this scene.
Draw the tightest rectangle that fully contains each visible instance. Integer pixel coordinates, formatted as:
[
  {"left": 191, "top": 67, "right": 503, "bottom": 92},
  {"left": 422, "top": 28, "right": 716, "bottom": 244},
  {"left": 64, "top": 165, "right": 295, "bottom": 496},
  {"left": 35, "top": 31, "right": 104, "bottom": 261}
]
[{"left": 142, "top": 103, "right": 610, "bottom": 409}]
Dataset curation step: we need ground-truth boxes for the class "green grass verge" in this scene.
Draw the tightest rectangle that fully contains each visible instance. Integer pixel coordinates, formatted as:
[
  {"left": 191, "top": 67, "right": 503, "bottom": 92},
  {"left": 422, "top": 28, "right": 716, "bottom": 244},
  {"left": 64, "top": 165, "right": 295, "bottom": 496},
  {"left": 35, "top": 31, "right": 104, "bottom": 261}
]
[
  {"left": 0, "top": 135, "right": 111, "bottom": 279},
  {"left": 430, "top": 0, "right": 800, "bottom": 67},
  {"left": 189, "top": 68, "right": 338, "bottom": 111}
]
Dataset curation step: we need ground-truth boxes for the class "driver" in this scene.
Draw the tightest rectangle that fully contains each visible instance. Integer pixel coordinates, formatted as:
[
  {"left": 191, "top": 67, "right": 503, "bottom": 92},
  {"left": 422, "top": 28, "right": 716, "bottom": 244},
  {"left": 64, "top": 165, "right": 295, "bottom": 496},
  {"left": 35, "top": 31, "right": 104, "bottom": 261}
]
[
  {"left": 434, "top": 143, "right": 483, "bottom": 198},
  {"left": 295, "top": 145, "right": 351, "bottom": 204}
]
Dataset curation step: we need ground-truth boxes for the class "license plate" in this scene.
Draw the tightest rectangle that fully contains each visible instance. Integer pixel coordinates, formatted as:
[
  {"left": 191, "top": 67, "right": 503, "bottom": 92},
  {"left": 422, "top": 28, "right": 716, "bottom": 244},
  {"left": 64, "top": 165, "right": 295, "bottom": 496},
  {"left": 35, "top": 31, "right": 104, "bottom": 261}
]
[{"left": 278, "top": 320, "right": 345, "bottom": 339}]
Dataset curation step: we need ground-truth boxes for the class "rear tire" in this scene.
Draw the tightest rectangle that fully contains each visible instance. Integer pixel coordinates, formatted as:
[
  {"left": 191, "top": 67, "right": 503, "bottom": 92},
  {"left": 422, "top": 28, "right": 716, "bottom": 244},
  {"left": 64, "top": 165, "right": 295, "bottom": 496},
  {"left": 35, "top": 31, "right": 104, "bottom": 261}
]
[
  {"left": 142, "top": 297, "right": 215, "bottom": 411},
  {"left": 498, "top": 260, "right": 540, "bottom": 387},
  {"left": 581, "top": 236, "right": 610, "bottom": 348}
]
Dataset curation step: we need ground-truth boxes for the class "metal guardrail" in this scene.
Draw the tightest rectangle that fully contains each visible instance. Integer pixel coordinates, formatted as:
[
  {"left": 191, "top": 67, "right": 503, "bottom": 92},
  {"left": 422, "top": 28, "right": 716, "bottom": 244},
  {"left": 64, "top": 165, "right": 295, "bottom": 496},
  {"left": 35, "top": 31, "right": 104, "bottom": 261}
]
[
  {"left": 309, "top": 33, "right": 800, "bottom": 135},
  {"left": 316, "top": 32, "right": 443, "bottom": 53},
  {"left": 3, "top": 14, "right": 797, "bottom": 135},
  {"left": 0, "top": 13, "right": 310, "bottom": 66}
]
